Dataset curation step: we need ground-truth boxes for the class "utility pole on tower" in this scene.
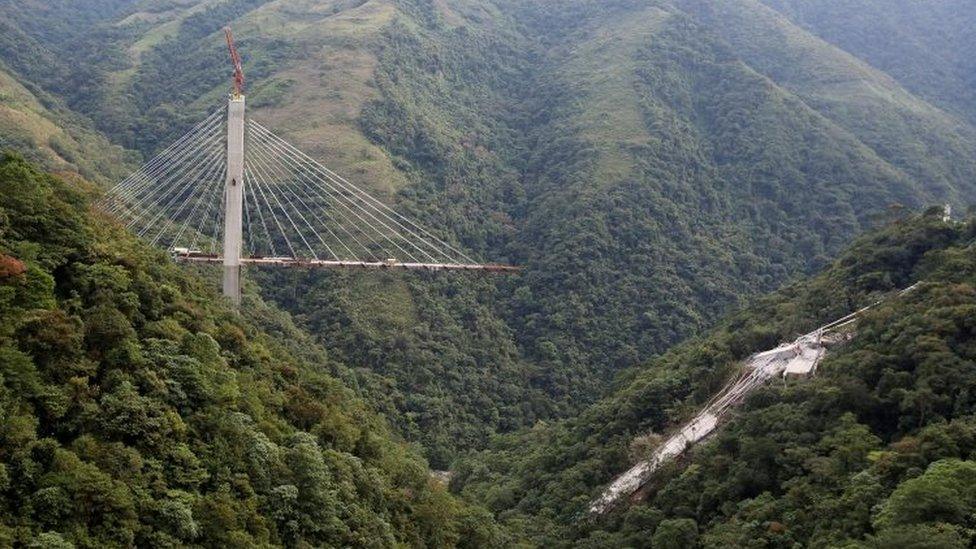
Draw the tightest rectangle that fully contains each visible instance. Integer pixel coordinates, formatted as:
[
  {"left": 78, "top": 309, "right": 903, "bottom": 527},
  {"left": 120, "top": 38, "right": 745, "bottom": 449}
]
[{"left": 222, "top": 27, "right": 245, "bottom": 305}]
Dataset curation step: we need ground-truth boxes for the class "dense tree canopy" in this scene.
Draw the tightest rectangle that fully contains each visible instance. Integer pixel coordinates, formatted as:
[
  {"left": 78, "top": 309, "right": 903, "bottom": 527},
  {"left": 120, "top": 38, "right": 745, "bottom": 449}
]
[{"left": 0, "top": 153, "right": 498, "bottom": 547}]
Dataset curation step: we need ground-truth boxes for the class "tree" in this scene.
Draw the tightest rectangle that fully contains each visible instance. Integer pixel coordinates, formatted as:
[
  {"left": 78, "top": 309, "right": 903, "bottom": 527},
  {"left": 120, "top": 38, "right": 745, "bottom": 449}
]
[
  {"left": 652, "top": 518, "right": 699, "bottom": 549},
  {"left": 874, "top": 459, "right": 976, "bottom": 531}
]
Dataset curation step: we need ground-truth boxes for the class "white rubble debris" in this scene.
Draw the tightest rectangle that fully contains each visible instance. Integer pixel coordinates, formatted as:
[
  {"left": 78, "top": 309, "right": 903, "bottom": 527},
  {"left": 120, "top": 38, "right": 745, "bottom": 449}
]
[
  {"left": 588, "top": 284, "right": 921, "bottom": 515},
  {"left": 588, "top": 333, "right": 829, "bottom": 515}
]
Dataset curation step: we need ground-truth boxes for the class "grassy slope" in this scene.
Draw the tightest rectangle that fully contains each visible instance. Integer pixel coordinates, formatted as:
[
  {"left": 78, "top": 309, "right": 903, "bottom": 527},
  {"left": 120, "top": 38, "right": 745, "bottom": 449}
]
[
  {"left": 15, "top": 0, "right": 408, "bottom": 195},
  {"left": 227, "top": 0, "right": 410, "bottom": 196},
  {"left": 679, "top": 0, "right": 976, "bottom": 205},
  {"left": 758, "top": 0, "right": 976, "bottom": 125},
  {"left": 0, "top": 67, "right": 133, "bottom": 182}
]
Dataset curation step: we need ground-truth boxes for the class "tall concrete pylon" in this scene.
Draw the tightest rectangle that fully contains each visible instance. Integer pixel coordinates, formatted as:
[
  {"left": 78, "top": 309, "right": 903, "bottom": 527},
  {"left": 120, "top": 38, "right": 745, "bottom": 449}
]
[{"left": 222, "top": 95, "right": 245, "bottom": 305}]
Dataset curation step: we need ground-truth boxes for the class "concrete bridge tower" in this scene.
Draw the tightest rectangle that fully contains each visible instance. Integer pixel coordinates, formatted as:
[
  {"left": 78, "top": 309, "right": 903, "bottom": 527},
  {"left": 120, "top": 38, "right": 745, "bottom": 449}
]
[
  {"left": 221, "top": 27, "right": 246, "bottom": 305},
  {"left": 222, "top": 94, "right": 244, "bottom": 305}
]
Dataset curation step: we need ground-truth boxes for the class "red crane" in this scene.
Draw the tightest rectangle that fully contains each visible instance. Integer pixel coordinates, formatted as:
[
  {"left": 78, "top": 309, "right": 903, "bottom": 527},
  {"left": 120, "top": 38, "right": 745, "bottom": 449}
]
[{"left": 224, "top": 27, "right": 245, "bottom": 97}]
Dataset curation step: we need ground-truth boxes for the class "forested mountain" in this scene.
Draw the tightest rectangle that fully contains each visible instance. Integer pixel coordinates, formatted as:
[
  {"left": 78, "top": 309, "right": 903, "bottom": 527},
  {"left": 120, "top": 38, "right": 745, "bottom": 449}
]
[
  {"left": 0, "top": 152, "right": 498, "bottom": 546},
  {"left": 453, "top": 210, "right": 976, "bottom": 547},
  {"left": 0, "top": 0, "right": 974, "bottom": 470}
]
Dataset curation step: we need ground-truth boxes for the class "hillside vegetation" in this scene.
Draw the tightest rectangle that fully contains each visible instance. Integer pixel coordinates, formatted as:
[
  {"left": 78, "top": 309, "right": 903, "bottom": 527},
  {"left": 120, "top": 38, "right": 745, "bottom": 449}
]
[
  {"left": 0, "top": 153, "right": 497, "bottom": 547},
  {"left": 0, "top": 67, "right": 132, "bottom": 182},
  {"left": 758, "top": 0, "right": 976, "bottom": 124},
  {"left": 452, "top": 210, "right": 976, "bottom": 547},
  {"left": 348, "top": 0, "right": 976, "bottom": 457},
  {"left": 2, "top": 1, "right": 976, "bottom": 546},
  {"left": 1, "top": 0, "right": 975, "bottom": 469}
]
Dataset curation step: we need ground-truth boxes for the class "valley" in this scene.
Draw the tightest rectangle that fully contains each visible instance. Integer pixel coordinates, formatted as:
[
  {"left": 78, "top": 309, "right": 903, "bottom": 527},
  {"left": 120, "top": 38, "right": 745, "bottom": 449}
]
[{"left": 0, "top": 0, "right": 975, "bottom": 546}]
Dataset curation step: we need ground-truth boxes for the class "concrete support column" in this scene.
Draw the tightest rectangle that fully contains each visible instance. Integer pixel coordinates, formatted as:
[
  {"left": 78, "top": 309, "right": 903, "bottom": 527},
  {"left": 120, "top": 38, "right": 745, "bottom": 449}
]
[{"left": 222, "top": 96, "right": 245, "bottom": 305}]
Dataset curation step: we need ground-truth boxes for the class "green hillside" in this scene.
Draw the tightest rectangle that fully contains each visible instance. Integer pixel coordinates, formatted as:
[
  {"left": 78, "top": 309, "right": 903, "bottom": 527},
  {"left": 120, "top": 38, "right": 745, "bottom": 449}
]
[
  {"left": 0, "top": 153, "right": 498, "bottom": 547},
  {"left": 0, "top": 67, "right": 133, "bottom": 183},
  {"left": 1, "top": 0, "right": 975, "bottom": 469},
  {"left": 680, "top": 0, "right": 976, "bottom": 205},
  {"left": 758, "top": 0, "right": 976, "bottom": 124},
  {"left": 453, "top": 210, "right": 976, "bottom": 547},
  {"left": 354, "top": 0, "right": 976, "bottom": 440}
]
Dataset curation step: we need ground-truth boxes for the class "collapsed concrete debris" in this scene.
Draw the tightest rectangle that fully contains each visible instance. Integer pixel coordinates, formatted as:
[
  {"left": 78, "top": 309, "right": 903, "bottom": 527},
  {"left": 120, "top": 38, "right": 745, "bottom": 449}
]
[
  {"left": 588, "top": 283, "right": 921, "bottom": 515},
  {"left": 587, "top": 331, "right": 832, "bottom": 514}
]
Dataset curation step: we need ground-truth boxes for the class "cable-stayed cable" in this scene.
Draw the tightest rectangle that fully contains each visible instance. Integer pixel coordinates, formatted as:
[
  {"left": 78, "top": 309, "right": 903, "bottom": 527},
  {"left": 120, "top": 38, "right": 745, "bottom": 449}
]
[{"left": 251, "top": 120, "right": 475, "bottom": 263}]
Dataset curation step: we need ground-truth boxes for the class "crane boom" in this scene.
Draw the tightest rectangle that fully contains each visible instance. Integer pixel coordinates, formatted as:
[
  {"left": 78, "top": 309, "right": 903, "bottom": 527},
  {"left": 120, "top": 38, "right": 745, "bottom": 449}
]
[{"left": 224, "top": 27, "right": 245, "bottom": 97}]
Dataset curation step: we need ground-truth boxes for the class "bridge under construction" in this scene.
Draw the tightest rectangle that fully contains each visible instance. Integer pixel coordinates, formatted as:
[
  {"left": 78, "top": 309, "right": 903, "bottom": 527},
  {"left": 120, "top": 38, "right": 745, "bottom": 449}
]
[{"left": 100, "top": 28, "right": 517, "bottom": 305}]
